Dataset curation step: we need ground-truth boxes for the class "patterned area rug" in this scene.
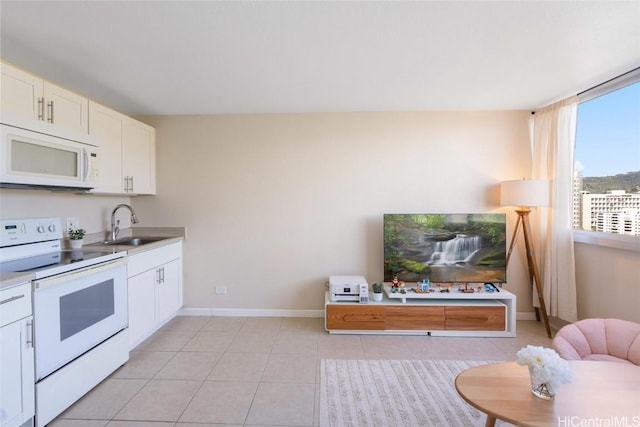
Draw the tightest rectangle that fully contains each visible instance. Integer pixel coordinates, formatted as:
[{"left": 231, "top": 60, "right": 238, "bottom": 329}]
[{"left": 320, "top": 359, "right": 508, "bottom": 427}]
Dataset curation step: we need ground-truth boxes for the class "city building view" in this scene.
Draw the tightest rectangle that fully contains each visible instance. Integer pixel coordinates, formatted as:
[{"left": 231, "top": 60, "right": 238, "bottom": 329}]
[
  {"left": 573, "top": 170, "right": 640, "bottom": 236},
  {"left": 574, "top": 80, "right": 639, "bottom": 237}
]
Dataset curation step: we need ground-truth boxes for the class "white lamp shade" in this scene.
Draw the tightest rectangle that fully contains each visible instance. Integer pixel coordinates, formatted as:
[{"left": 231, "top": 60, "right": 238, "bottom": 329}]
[{"left": 500, "top": 179, "right": 549, "bottom": 207}]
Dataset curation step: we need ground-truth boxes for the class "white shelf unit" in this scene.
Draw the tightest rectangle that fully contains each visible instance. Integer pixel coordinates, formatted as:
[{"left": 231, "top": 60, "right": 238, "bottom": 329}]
[{"left": 324, "top": 285, "right": 516, "bottom": 337}]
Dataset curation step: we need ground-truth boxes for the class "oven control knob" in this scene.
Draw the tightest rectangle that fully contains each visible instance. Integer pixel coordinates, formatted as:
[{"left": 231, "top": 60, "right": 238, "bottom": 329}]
[
  {"left": 37, "top": 225, "right": 45, "bottom": 233},
  {"left": 48, "top": 225, "right": 56, "bottom": 232}
]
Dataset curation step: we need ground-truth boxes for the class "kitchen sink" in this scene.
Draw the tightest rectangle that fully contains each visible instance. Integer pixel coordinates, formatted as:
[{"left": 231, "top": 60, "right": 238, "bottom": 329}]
[
  {"left": 109, "top": 238, "right": 161, "bottom": 246},
  {"left": 93, "top": 237, "right": 167, "bottom": 246}
]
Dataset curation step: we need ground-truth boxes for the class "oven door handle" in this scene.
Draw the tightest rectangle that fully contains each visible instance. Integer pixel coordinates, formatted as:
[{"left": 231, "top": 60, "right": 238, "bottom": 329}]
[{"left": 33, "top": 258, "right": 127, "bottom": 290}]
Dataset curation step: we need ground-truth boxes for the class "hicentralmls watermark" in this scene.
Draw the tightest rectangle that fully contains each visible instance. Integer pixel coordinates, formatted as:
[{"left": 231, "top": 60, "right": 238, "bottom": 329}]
[{"left": 557, "top": 416, "right": 640, "bottom": 427}]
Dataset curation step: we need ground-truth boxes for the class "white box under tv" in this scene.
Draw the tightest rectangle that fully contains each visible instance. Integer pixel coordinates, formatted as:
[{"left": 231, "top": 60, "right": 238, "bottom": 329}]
[{"left": 329, "top": 275, "right": 368, "bottom": 303}]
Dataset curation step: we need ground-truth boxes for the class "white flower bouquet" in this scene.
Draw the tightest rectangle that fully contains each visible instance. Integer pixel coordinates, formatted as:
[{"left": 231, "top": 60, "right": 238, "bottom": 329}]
[{"left": 516, "top": 345, "right": 571, "bottom": 398}]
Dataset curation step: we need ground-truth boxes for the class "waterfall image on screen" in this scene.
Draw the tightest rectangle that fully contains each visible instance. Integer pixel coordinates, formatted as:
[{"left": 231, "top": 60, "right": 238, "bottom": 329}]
[{"left": 383, "top": 213, "right": 507, "bottom": 283}]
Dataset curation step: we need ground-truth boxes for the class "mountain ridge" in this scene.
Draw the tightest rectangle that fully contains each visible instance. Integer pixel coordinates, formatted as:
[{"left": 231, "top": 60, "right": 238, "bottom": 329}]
[{"left": 582, "top": 170, "right": 640, "bottom": 194}]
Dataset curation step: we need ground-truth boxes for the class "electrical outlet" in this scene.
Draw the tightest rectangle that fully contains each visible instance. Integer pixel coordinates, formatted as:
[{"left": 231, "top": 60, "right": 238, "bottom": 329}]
[
  {"left": 215, "top": 286, "right": 227, "bottom": 295},
  {"left": 66, "top": 217, "right": 80, "bottom": 232}
]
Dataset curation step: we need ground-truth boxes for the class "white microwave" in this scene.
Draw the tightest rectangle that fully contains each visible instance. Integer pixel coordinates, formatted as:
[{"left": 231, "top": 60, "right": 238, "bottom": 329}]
[{"left": 1, "top": 116, "right": 99, "bottom": 190}]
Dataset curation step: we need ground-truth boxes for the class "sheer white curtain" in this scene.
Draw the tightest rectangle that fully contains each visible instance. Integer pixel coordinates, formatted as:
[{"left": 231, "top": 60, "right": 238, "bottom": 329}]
[{"left": 530, "top": 96, "right": 578, "bottom": 322}]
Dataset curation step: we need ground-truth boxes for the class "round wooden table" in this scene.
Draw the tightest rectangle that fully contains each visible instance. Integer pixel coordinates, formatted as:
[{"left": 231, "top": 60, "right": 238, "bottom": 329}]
[{"left": 455, "top": 360, "right": 640, "bottom": 427}]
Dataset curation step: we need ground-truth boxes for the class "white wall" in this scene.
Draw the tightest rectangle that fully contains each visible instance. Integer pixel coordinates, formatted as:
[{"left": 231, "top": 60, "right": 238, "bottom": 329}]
[
  {"left": 0, "top": 189, "right": 130, "bottom": 236},
  {"left": 574, "top": 242, "right": 640, "bottom": 323},
  {"left": 2, "top": 112, "right": 635, "bottom": 322},
  {"left": 133, "top": 111, "right": 536, "bottom": 313}
]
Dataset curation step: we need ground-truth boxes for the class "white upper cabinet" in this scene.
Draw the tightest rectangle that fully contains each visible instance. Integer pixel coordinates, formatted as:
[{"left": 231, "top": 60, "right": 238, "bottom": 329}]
[
  {"left": 123, "top": 118, "right": 156, "bottom": 195},
  {"left": 1, "top": 61, "right": 88, "bottom": 133},
  {"left": 89, "top": 101, "right": 156, "bottom": 195},
  {"left": 0, "top": 61, "right": 43, "bottom": 119},
  {"left": 88, "top": 101, "right": 125, "bottom": 193},
  {"left": 42, "top": 81, "right": 88, "bottom": 133},
  {"left": 2, "top": 60, "right": 156, "bottom": 195}
]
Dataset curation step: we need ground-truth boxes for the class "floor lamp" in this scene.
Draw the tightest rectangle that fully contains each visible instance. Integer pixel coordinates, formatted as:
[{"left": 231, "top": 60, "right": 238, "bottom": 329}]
[{"left": 501, "top": 179, "right": 552, "bottom": 339}]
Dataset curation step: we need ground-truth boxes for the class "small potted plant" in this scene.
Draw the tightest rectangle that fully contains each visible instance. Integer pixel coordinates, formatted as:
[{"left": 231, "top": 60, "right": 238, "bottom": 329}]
[
  {"left": 372, "top": 282, "right": 384, "bottom": 302},
  {"left": 68, "top": 228, "right": 86, "bottom": 249}
]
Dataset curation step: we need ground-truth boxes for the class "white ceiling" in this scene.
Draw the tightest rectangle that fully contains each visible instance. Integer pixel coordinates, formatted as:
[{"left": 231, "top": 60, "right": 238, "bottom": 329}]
[{"left": 1, "top": 1, "right": 639, "bottom": 115}]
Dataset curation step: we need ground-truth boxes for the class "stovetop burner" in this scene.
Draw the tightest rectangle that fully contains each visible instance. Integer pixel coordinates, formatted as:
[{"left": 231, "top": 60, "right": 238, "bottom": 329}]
[
  {"left": 0, "top": 218, "right": 126, "bottom": 279},
  {"left": 0, "top": 248, "right": 126, "bottom": 279},
  {"left": 1, "top": 249, "right": 117, "bottom": 272}
]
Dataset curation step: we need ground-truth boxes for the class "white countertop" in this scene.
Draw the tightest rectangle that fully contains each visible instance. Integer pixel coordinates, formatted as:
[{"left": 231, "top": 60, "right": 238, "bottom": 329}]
[
  {"left": 1, "top": 227, "right": 185, "bottom": 290},
  {"left": 0, "top": 271, "right": 34, "bottom": 290}
]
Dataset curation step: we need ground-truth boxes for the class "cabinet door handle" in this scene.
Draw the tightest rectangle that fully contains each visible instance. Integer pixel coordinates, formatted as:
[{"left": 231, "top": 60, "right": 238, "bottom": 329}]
[
  {"left": 161, "top": 267, "right": 165, "bottom": 283},
  {"left": 47, "top": 100, "right": 54, "bottom": 123},
  {"left": 0, "top": 294, "right": 25, "bottom": 305},
  {"left": 38, "top": 97, "right": 45, "bottom": 120},
  {"left": 130, "top": 176, "right": 134, "bottom": 192},
  {"left": 26, "top": 319, "right": 34, "bottom": 348}
]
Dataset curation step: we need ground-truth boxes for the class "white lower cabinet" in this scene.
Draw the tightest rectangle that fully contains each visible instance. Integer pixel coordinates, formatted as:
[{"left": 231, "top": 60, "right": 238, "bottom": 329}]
[
  {"left": 127, "top": 270, "right": 156, "bottom": 349},
  {"left": 0, "top": 283, "right": 35, "bottom": 427},
  {"left": 154, "top": 259, "right": 181, "bottom": 324},
  {"left": 127, "top": 242, "right": 183, "bottom": 350}
]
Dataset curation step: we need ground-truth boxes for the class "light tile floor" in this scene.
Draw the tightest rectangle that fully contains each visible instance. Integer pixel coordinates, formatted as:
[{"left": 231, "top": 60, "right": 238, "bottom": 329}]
[{"left": 50, "top": 317, "right": 552, "bottom": 427}]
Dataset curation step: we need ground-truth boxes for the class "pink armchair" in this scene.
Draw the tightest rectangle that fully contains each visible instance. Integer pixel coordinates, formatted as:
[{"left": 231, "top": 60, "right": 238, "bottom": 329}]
[{"left": 552, "top": 318, "right": 640, "bottom": 365}]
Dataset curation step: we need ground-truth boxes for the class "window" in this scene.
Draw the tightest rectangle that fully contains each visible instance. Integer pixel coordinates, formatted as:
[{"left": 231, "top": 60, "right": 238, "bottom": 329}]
[{"left": 573, "top": 70, "right": 640, "bottom": 245}]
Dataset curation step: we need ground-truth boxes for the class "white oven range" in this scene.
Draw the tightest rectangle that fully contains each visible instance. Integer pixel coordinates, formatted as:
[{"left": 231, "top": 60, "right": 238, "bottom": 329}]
[{"left": 0, "top": 217, "right": 129, "bottom": 427}]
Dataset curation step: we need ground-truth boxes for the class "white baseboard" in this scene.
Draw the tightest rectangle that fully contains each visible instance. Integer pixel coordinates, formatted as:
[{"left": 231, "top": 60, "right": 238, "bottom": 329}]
[
  {"left": 180, "top": 307, "right": 539, "bottom": 323},
  {"left": 178, "top": 307, "right": 324, "bottom": 318},
  {"left": 516, "top": 311, "right": 537, "bottom": 321}
]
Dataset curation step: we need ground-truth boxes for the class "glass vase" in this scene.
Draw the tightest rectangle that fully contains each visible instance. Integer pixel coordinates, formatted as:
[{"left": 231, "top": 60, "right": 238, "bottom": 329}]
[{"left": 528, "top": 367, "right": 555, "bottom": 400}]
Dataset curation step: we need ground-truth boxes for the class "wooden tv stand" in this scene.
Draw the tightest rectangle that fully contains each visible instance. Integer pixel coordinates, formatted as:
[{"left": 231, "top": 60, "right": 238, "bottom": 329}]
[{"left": 324, "top": 285, "right": 516, "bottom": 337}]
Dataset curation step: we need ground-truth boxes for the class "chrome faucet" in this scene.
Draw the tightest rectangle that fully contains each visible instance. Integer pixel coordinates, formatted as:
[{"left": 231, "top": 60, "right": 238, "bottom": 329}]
[{"left": 110, "top": 204, "right": 140, "bottom": 241}]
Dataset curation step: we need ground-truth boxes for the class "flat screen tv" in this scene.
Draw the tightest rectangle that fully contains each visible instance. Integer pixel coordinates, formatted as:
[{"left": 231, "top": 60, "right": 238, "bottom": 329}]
[{"left": 384, "top": 213, "right": 506, "bottom": 284}]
